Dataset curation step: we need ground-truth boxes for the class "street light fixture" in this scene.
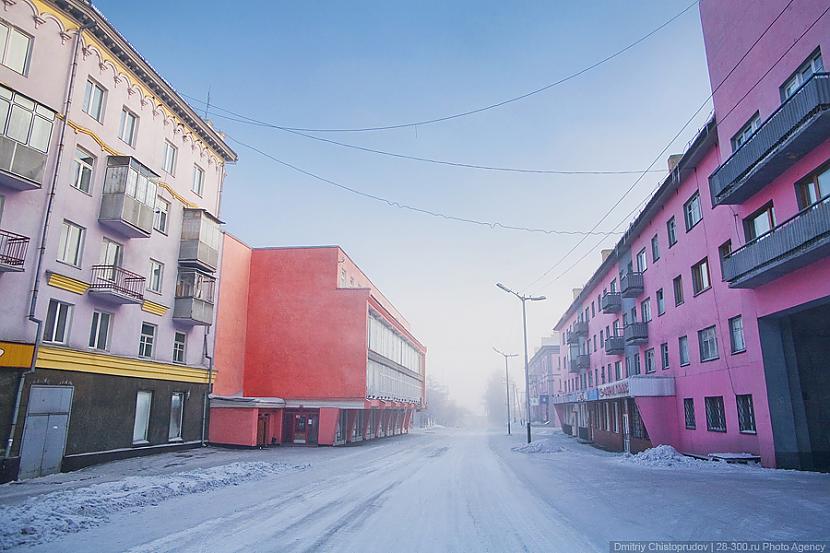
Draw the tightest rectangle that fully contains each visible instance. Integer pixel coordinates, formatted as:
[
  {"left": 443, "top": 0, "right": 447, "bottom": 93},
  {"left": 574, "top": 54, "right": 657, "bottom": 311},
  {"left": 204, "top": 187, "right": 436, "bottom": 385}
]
[
  {"left": 493, "top": 347, "right": 518, "bottom": 435},
  {"left": 496, "top": 282, "right": 546, "bottom": 444}
]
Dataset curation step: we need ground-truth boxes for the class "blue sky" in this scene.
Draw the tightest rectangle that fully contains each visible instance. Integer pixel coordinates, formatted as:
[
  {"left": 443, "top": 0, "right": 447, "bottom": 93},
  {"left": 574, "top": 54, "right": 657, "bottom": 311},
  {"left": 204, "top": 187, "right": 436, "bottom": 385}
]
[{"left": 97, "top": 0, "right": 714, "bottom": 412}]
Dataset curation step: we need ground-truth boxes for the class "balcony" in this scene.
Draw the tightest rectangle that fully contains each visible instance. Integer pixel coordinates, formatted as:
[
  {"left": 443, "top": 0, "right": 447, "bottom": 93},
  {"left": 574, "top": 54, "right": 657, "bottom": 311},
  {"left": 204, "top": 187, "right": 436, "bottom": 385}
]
[
  {"left": 624, "top": 322, "right": 649, "bottom": 345},
  {"left": 569, "top": 354, "right": 590, "bottom": 373},
  {"left": 0, "top": 136, "right": 48, "bottom": 191},
  {"left": 710, "top": 73, "right": 830, "bottom": 206},
  {"left": 566, "top": 331, "right": 580, "bottom": 345},
  {"left": 98, "top": 156, "right": 158, "bottom": 238},
  {"left": 0, "top": 229, "right": 29, "bottom": 272},
  {"left": 88, "top": 265, "right": 145, "bottom": 304},
  {"left": 604, "top": 335, "right": 625, "bottom": 355},
  {"left": 723, "top": 197, "right": 830, "bottom": 288},
  {"left": 179, "top": 209, "right": 221, "bottom": 272},
  {"left": 173, "top": 270, "right": 216, "bottom": 326},
  {"left": 572, "top": 320, "right": 588, "bottom": 336},
  {"left": 620, "top": 272, "right": 644, "bottom": 298},
  {"left": 601, "top": 292, "right": 621, "bottom": 313}
]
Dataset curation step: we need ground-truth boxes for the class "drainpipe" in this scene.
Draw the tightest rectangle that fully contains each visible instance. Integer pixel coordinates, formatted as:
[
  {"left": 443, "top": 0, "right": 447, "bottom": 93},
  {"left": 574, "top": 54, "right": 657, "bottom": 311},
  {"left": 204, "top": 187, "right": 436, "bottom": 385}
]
[
  {"left": 5, "top": 23, "right": 90, "bottom": 461},
  {"left": 200, "top": 326, "right": 214, "bottom": 447}
]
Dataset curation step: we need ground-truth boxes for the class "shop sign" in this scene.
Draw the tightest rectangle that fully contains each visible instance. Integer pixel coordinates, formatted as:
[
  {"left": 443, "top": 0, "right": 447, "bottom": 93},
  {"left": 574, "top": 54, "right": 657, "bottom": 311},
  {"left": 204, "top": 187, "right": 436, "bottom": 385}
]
[
  {"left": 0, "top": 341, "right": 35, "bottom": 369},
  {"left": 598, "top": 380, "right": 630, "bottom": 399}
]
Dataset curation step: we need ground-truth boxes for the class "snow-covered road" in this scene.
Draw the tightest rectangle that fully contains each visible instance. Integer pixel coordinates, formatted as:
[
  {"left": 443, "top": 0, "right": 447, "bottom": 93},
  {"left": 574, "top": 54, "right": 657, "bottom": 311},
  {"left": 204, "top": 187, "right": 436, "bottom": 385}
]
[{"left": 2, "top": 428, "right": 829, "bottom": 552}]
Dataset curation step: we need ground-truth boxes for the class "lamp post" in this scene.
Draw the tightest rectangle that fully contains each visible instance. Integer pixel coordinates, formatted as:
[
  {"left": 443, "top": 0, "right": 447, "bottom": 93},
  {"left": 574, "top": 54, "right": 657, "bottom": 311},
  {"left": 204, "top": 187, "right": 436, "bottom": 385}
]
[
  {"left": 496, "top": 282, "right": 546, "bottom": 444},
  {"left": 493, "top": 347, "right": 518, "bottom": 435}
]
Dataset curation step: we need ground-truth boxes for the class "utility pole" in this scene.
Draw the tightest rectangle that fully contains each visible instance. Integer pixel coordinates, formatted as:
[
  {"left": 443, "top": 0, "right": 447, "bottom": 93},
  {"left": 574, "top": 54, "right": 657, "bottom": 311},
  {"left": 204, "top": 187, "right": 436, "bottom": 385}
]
[
  {"left": 496, "top": 283, "right": 546, "bottom": 444},
  {"left": 493, "top": 348, "right": 518, "bottom": 435}
]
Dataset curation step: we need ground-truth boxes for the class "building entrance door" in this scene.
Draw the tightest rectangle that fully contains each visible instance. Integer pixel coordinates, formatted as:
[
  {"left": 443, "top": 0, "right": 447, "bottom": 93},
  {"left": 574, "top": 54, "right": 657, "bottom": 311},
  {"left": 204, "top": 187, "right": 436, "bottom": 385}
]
[
  {"left": 256, "top": 413, "right": 270, "bottom": 447},
  {"left": 19, "top": 386, "right": 73, "bottom": 479},
  {"left": 622, "top": 413, "right": 631, "bottom": 454},
  {"left": 291, "top": 413, "right": 319, "bottom": 445}
]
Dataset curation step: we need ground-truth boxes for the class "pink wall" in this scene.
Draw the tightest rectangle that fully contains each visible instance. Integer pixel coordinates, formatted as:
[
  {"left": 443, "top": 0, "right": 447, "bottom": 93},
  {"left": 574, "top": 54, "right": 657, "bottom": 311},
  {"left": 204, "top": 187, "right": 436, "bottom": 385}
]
[{"left": 209, "top": 408, "right": 258, "bottom": 447}]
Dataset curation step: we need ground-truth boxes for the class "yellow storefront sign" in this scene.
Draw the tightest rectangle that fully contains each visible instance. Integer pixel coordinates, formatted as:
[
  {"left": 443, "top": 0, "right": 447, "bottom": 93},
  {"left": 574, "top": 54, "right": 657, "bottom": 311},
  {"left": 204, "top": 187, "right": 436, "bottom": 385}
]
[{"left": 0, "top": 341, "right": 36, "bottom": 369}]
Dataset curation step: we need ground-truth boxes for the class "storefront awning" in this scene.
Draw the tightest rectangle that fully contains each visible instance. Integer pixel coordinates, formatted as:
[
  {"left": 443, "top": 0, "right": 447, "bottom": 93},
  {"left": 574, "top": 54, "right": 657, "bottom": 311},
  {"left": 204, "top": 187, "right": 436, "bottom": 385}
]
[
  {"left": 210, "top": 395, "right": 286, "bottom": 409},
  {"left": 551, "top": 375, "right": 675, "bottom": 405}
]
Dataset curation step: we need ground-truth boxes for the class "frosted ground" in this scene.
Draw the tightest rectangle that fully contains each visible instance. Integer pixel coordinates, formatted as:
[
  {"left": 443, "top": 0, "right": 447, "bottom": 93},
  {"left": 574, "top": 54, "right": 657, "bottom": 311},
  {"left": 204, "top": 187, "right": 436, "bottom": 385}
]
[{"left": 1, "top": 427, "right": 828, "bottom": 552}]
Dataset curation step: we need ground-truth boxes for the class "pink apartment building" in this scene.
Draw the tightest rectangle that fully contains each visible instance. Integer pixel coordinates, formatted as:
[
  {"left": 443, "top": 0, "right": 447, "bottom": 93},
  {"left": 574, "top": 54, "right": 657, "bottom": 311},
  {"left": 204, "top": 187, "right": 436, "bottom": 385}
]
[
  {"left": 527, "top": 338, "right": 561, "bottom": 424},
  {"left": 553, "top": 0, "right": 830, "bottom": 470}
]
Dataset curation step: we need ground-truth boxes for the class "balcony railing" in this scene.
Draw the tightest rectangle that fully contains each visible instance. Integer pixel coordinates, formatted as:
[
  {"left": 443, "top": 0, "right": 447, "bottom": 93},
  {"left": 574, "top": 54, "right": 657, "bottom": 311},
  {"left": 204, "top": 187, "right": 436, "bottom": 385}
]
[
  {"left": 0, "top": 229, "right": 29, "bottom": 272},
  {"left": 0, "top": 136, "right": 48, "bottom": 191},
  {"left": 98, "top": 156, "right": 158, "bottom": 238},
  {"left": 572, "top": 320, "right": 588, "bottom": 336},
  {"left": 604, "top": 335, "right": 625, "bottom": 354},
  {"left": 723, "top": 196, "right": 830, "bottom": 288},
  {"left": 569, "top": 354, "right": 590, "bottom": 373},
  {"left": 624, "top": 322, "right": 649, "bottom": 344},
  {"left": 709, "top": 73, "right": 830, "bottom": 206},
  {"left": 601, "top": 292, "right": 621, "bottom": 313},
  {"left": 173, "top": 270, "right": 216, "bottom": 326},
  {"left": 566, "top": 331, "right": 580, "bottom": 345},
  {"left": 621, "top": 272, "right": 644, "bottom": 298},
  {"left": 88, "top": 265, "right": 145, "bottom": 304},
  {"left": 179, "top": 209, "right": 221, "bottom": 272}
]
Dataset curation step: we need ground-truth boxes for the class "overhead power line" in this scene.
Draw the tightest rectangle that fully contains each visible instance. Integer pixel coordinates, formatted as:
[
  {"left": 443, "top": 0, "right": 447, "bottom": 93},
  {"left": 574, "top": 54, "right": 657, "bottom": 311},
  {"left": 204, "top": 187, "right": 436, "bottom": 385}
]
[
  {"left": 226, "top": 135, "right": 622, "bottom": 237},
  {"left": 192, "top": 1, "right": 699, "bottom": 134}
]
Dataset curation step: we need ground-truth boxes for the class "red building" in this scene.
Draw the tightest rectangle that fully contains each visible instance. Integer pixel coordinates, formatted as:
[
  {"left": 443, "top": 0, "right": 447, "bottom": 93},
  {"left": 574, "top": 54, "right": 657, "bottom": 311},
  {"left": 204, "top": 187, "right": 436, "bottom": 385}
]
[{"left": 209, "top": 235, "right": 426, "bottom": 447}]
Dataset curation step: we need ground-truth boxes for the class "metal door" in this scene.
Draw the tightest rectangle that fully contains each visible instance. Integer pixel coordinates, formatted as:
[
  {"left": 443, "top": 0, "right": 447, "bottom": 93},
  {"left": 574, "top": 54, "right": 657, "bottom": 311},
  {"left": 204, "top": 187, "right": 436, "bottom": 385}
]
[
  {"left": 622, "top": 413, "right": 631, "bottom": 454},
  {"left": 19, "top": 386, "right": 73, "bottom": 479}
]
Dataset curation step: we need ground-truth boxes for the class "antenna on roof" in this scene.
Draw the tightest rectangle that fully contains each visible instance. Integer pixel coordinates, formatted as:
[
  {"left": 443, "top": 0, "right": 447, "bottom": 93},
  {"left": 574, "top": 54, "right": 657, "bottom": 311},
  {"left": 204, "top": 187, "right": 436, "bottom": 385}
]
[{"left": 204, "top": 85, "right": 211, "bottom": 120}]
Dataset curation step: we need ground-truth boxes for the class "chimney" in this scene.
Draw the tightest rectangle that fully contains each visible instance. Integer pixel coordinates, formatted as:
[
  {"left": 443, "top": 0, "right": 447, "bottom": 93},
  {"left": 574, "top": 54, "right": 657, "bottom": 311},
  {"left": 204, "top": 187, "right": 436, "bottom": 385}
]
[
  {"left": 601, "top": 249, "right": 613, "bottom": 262},
  {"left": 572, "top": 288, "right": 583, "bottom": 300},
  {"left": 667, "top": 154, "right": 683, "bottom": 172}
]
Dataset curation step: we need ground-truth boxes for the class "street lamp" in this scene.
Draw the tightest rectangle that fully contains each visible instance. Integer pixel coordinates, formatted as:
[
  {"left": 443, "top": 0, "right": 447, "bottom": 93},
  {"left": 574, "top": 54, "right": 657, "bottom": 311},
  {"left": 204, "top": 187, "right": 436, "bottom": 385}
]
[
  {"left": 496, "top": 282, "right": 546, "bottom": 444},
  {"left": 493, "top": 347, "right": 518, "bottom": 435}
]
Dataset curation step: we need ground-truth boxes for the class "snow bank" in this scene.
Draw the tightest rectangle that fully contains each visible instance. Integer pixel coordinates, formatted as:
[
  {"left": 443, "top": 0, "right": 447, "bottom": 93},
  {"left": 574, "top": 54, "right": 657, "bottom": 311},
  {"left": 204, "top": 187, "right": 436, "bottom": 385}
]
[
  {"left": 512, "top": 439, "right": 565, "bottom": 454},
  {"left": 621, "top": 445, "right": 761, "bottom": 471},
  {"left": 0, "top": 461, "right": 308, "bottom": 551}
]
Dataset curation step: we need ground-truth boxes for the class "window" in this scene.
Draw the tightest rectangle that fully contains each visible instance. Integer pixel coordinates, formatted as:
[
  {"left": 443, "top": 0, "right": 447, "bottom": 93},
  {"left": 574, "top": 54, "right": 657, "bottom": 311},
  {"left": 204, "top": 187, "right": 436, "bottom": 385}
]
[
  {"left": 705, "top": 396, "right": 727, "bottom": 432},
  {"left": 591, "top": 301, "right": 595, "bottom": 318},
  {"left": 57, "top": 220, "right": 84, "bottom": 266},
  {"left": 731, "top": 113, "right": 760, "bottom": 151},
  {"left": 691, "top": 258, "right": 711, "bottom": 295},
  {"left": 795, "top": 164, "right": 830, "bottom": 209},
  {"left": 0, "top": 194, "right": 4, "bottom": 223},
  {"left": 636, "top": 248, "right": 647, "bottom": 272},
  {"left": 729, "top": 315, "right": 746, "bottom": 353},
  {"left": 673, "top": 275, "right": 684, "bottom": 305},
  {"left": 698, "top": 325, "right": 719, "bottom": 362},
  {"left": 645, "top": 348, "right": 655, "bottom": 374},
  {"left": 614, "top": 361, "right": 621, "bottom": 381},
  {"left": 718, "top": 240, "right": 732, "bottom": 277},
  {"left": 656, "top": 289, "right": 665, "bottom": 316},
  {"left": 679, "top": 335, "right": 690, "bottom": 366},
  {"left": 82, "top": 79, "right": 106, "bottom": 122},
  {"left": 609, "top": 278, "right": 617, "bottom": 293},
  {"left": 593, "top": 334, "right": 597, "bottom": 352},
  {"left": 119, "top": 108, "right": 138, "bottom": 146},
  {"left": 744, "top": 203, "right": 775, "bottom": 242},
  {"left": 148, "top": 259, "right": 163, "bottom": 293},
  {"left": 736, "top": 394, "right": 756, "bottom": 433},
  {"left": 660, "top": 343, "right": 669, "bottom": 370},
  {"left": 0, "top": 21, "right": 31, "bottom": 74},
  {"left": 651, "top": 235, "right": 660, "bottom": 262},
  {"left": 192, "top": 165, "right": 205, "bottom": 196},
  {"left": 133, "top": 390, "right": 152, "bottom": 444},
  {"left": 633, "top": 353, "right": 641, "bottom": 376},
  {"left": 173, "top": 332, "right": 186, "bottom": 364},
  {"left": 667, "top": 216, "right": 677, "bottom": 247},
  {"left": 640, "top": 298, "right": 652, "bottom": 322},
  {"left": 154, "top": 197, "right": 170, "bottom": 233},
  {"left": 684, "top": 191, "right": 703, "bottom": 231},
  {"left": 169, "top": 392, "right": 184, "bottom": 440},
  {"left": 88, "top": 311, "right": 111, "bottom": 350},
  {"left": 683, "top": 398, "right": 696, "bottom": 429},
  {"left": 44, "top": 299, "right": 72, "bottom": 344},
  {"left": 139, "top": 323, "right": 156, "bottom": 358},
  {"left": 162, "top": 140, "right": 177, "bottom": 175},
  {"left": 781, "top": 49, "right": 824, "bottom": 101},
  {"left": 0, "top": 86, "right": 55, "bottom": 153},
  {"left": 99, "top": 237, "right": 122, "bottom": 268},
  {"left": 71, "top": 147, "right": 95, "bottom": 193}
]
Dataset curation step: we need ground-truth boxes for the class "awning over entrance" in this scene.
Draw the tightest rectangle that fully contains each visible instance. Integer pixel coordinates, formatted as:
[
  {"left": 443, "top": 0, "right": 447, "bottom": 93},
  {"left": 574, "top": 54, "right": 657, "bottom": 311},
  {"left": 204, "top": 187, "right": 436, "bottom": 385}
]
[
  {"left": 551, "top": 375, "right": 675, "bottom": 405},
  {"left": 210, "top": 395, "right": 286, "bottom": 409}
]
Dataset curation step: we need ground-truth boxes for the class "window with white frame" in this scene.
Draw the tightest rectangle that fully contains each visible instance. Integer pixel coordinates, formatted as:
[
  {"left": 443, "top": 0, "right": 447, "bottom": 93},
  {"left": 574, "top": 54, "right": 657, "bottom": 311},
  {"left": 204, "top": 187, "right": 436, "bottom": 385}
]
[
  {"left": 148, "top": 259, "right": 163, "bottom": 293},
  {"left": 132, "top": 390, "right": 152, "bottom": 444},
  {"left": 698, "top": 325, "right": 719, "bottom": 362},
  {"left": 729, "top": 315, "right": 746, "bottom": 353},
  {"left": 192, "top": 165, "right": 204, "bottom": 196},
  {"left": 636, "top": 248, "right": 647, "bottom": 273},
  {"left": 0, "top": 85, "right": 55, "bottom": 153},
  {"left": 781, "top": 49, "right": 824, "bottom": 101},
  {"left": 736, "top": 394, "right": 756, "bottom": 433},
  {"left": 692, "top": 258, "right": 711, "bottom": 295},
  {"left": 656, "top": 288, "right": 665, "bottom": 316},
  {"left": 88, "top": 310, "right": 111, "bottom": 350},
  {"left": 368, "top": 314, "right": 421, "bottom": 373},
  {"left": 119, "top": 107, "right": 138, "bottom": 146},
  {"left": 667, "top": 216, "right": 677, "bottom": 246},
  {"left": 169, "top": 392, "right": 184, "bottom": 440},
  {"left": 153, "top": 197, "right": 170, "bottom": 234},
  {"left": 645, "top": 348, "right": 655, "bottom": 373},
  {"left": 139, "top": 323, "right": 156, "bottom": 358},
  {"left": 679, "top": 335, "right": 690, "bottom": 366},
  {"left": 57, "top": 220, "right": 84, "bottom": 266},
  {"left": 640, "top": 298, "right": 652, "bottom": 323},
  {"left": 730, "top": 113, "right": 760, "bottom": 152},
  {"left": 660, "top": 342, "right": 669, "bottom": 370},
  {"left": 173, "top": 331, "right": 186, "bottom": 364},
  {"left": 44, "top": 299, "right": 72, "bottom": 344},
  {"left": 99, "top": 237, "right": 122, "bottom": 268},
  {"left": 0, "top": 21, "right": 31, "bottom": 74},
  {"left": 744, "top": 203, "right": 775, "bottom": 241},
  {"left": 82, "top": 79, "right": 106, "bottom": 122},
  {"left": 795, "top": 163, "right": 830, "bottom": 209},
  {"left": 705, "top": 396, "right": 727, "bottom": 432},
  {"left": 684, "top": 191, "right": 703, "bottom": 230},
  {"left": 162, "top": 140, "right": 177, "bottom": 175},
  {"left": 71, "top": 147, "right": 95, "bottom": 193},
  {"left": 651, "top": 234, "right": 660, "bottom": 262}
]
